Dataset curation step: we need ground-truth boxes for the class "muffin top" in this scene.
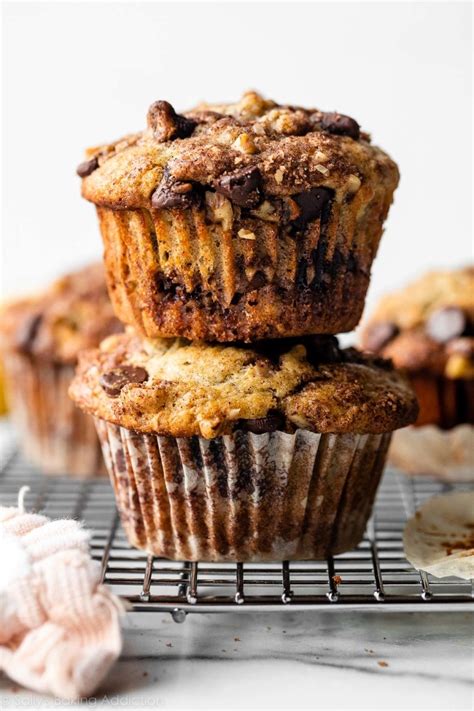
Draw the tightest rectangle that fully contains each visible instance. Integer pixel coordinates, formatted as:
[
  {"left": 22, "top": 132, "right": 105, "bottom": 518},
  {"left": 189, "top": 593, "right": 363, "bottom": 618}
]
[
  {"left": 0, "top": 263, "right": 122, "bottom": 365},
  {"left": 360, "top": 267, "right": 474, "bottom": 379},
  {"left": 70, "top": 331, "right": 418, "bottom": 438},
  {"left": 78, "top": 91, "right": 399, "bottom": 212}
]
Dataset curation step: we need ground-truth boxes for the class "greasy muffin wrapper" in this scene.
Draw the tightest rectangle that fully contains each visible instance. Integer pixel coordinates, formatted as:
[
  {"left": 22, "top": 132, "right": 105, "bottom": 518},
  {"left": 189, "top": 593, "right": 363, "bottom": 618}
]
[
  {"left": 96, "top": 179, "right": 392, "bottom": 341},
  {"left": 95, "top": 419, "right": 391, "bottom": 561},
  {"left": 389, "top": 424, "right": 474, "bottom": 482},
  {"left": 4, "top": 354, "right": 105, "bottom": 477},
  {"left": 403, "top": 492, "right": 474, "bottom": 580}
]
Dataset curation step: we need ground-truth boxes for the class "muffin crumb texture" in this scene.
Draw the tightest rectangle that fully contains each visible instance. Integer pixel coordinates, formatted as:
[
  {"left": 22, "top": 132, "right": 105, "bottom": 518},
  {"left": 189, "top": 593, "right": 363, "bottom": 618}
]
[{"left": 70, "top": 332, "right": 418, "bottom": 438}]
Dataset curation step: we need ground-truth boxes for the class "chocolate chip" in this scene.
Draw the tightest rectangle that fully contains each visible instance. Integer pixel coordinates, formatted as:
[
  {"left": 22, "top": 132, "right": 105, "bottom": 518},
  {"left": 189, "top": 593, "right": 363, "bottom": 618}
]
[
  {"left": 247, "top": 271, "right": 267, "bottom": 292},
  {"left": 321, "top": 112, "right": 360, "bottom": 140},
  {"left": 100, "top": 365, "right": 149, "bottom": 397},
  {"left": 151, "top": 174, "right": 199, "bottom": 210},
  {"left": 215, "top": 166, "right": 262, "bottom": 208},
  {"left": 240, "top": 410, "right": 285, "bottom": 434},
  {"left": 76, "top": 157, "right": 99, "bottom": 178},
  {"left": 307, "top": 335, "right": 342, "bottom": 363},
  {"left": 147, "top": 100, "right": 197, "bottom": 142},
  {"left": 426, "top": 306, "right": 467, "bottom": 343},
  {"left": 15, "top": 313, "right": 43, "bottom": 353},
  {"left": 292, "top": 187, "right": 333, "bottom": 229},
  {"left": 365, "top": 321, "right": 399, "bottom": 352}
]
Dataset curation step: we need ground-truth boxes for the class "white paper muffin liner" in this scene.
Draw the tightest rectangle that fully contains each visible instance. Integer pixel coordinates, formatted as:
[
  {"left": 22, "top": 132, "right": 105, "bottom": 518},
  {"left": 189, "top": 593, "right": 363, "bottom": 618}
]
[
  {"left": 3, "top": 353, "right": 105, "bottom": 477},
  {"left": 389, "top": 424, "right": 474, "bottom": 482},
  {"left": 95, "top": 418, "right": 391, "bottom": 562}
]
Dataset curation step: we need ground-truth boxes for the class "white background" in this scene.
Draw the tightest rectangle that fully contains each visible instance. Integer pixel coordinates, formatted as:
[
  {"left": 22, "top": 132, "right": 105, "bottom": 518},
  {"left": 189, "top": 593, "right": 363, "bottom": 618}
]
[{"left": 2, "top": 1, "right": 472, "bottom": 324}]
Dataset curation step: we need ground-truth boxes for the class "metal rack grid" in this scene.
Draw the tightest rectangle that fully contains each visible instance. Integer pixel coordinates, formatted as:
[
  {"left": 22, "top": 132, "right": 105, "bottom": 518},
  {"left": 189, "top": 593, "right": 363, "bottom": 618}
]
[{"left": 1, "top": 444, "right": 473, "bottom": 619}]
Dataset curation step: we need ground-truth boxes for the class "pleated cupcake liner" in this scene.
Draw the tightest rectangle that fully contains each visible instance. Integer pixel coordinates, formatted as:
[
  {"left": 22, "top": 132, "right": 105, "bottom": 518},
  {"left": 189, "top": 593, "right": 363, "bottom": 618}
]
[
  {"left": 95, "top": 418, "right": 391, "bottom": 562},
  {"left": 3, "top": 353, "right": 106, "bottom": 477},
  {"left": 96, "top": 177, "right": 392, "bottom": 341}
]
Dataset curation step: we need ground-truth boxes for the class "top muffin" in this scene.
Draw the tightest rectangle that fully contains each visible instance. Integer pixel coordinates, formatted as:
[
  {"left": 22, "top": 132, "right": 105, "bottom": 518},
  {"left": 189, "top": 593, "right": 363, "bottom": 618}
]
[
  {"left": 361, "top": 267, "right": 474, "bottom": 379},
  {"left": 0, "top": 263, "right": 122, "bottom": 365},
  {"left": 78, "top": 92, "right": 399, "bottom": 342}
]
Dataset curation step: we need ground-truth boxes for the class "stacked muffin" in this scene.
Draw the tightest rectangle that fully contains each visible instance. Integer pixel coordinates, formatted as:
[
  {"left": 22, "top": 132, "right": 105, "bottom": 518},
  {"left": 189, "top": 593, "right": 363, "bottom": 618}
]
[
  {"left": 70, "top": 92, "right": 418, "bottom": 561},
  {"left": 361, "top": 267, "right": 474, "bottom": 480},
  {"left": 0, "top": 264, "right": 121, "bottom": 475}
]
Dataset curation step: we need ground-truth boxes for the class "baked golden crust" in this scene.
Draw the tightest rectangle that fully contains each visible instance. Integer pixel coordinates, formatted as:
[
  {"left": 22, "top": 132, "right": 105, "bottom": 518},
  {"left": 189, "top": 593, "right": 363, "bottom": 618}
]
[
  {"left": 69, "top": 331, "right": 418, "bottom": 438},
  {"left": 0, "top": 263, "right": 122, "bottom": 365},
  {"left": 81, "top": 92, "right": 398, "bottom": 210},
  {"left": 78, "top": 92, "right": 399, "bottom": 341},
  {"left": 360, "top": 267, "right": 474, "bottom": 379}
]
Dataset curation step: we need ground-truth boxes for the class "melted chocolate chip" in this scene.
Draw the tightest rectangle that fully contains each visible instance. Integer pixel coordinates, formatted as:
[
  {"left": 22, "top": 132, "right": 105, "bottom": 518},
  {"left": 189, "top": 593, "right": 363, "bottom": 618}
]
[
  {"left": 426, "top": 306, "right": 467, "bottom": 343},
  {"left": 100, "top": 365, "right": 149, "bottom": 397},
  {"left": 15, "top": 313, "right": 43, "bottom": 353},
  {"left": 76, "top": 157, "right": 99, "bottom": 178},
  {"left": 365, "top": 321, "right": 399, "bottom": 352},
  {"left": 306, "top": 335, "right": 342, "bottom": 364},
  {"left": 147, "top": 100, "right": 197, "bottom": 142},
  {"left": 321, "top": 112, "right": 360, "bottom": 140},
  {"left": 151, "top": 173, "right": 199, "bottom": 210},
  {"left": 240, "top": 410, "right": 285, "bottom": 434},
  {"left": 215, "top": 166, "right": 262, "bottom": 208},
  {"left": 292, "top": 187, "right": 333, "bottom": 230},
  {"left": 247, "top": 271, "right": 267, "bottom": 292}
]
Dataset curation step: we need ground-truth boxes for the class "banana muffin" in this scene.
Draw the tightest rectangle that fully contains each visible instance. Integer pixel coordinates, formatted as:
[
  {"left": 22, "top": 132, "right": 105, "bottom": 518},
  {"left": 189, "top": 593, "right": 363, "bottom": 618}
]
[
  {"left": 70, "top": 331, "right": 417, "bottom": 561},
  {"left": 0, "top": 263, "right": 122, "bottom": 476},
  {"left": 360, "top": 266, "right": 474, "bottom": 479},
  {"left": 78, "top": 91, "right": 399, "bottom": 342}
]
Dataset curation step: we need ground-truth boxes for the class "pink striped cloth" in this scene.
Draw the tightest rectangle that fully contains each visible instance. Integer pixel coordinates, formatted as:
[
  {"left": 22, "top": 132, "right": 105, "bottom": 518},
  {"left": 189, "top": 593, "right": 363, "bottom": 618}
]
[{"left": 0, "top": 488, "right": 126, "bottom": 700}]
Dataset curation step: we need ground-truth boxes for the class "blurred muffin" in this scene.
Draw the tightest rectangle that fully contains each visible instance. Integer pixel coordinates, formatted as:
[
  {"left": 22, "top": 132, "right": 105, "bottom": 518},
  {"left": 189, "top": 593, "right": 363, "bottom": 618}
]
[
  {"left": 0, "top": 358, "right": 8, "bottom": 415},
  {"left": 70, "top": 332, "right": 417, "bottom": 561},
  {"left": 78, "top": 91, "right": 399, "bottom": 343},
  {"left": 360, "top": 267, "right": 474, "bottom": 479},
  {"left": 0, "top": 263, "right": 122, "bottom": 476}
]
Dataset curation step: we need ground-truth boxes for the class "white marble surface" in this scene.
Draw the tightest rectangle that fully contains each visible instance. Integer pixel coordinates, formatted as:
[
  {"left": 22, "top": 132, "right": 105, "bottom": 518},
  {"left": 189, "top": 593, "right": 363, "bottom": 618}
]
[{"left": 1, "top": 609, "right": 473, "bottom": 709}]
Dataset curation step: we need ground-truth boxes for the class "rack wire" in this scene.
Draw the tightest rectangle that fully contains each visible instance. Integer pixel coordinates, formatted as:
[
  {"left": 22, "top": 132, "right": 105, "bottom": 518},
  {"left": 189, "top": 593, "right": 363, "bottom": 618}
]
[{"left": 1, "top": 444, "right": 472, "bottom": 620}]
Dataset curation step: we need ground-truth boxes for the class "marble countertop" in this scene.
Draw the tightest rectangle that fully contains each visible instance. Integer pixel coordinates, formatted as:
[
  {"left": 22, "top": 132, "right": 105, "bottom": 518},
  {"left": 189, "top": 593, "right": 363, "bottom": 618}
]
[{"left": 1, "top": 609, "right": 472, "bottom": 709}]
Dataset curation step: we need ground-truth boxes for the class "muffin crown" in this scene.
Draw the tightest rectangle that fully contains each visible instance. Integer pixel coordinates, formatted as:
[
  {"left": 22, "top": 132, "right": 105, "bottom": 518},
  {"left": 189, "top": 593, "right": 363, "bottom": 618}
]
[
  {"left": 0, "top": 263, "right": 122, "bottom": 365},
  {"left": 79, "top": 91, "right": 399, "bottom": 211},
  {"left": 70, "top": 331, "right": 418, "bottom": 438},
  {"left": 361, "top": 266, "right": 474, "bottom": 378}
]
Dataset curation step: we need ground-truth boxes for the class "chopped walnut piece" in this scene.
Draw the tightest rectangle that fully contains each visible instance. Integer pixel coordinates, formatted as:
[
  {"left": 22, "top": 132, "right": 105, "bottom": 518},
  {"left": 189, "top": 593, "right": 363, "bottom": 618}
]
[
  {"left": 238, "top": 229, "right": 257, "bottom": 241},
  {"left": 347, "top": 174, "right": 362, "bottom": 194},
  {"left": 275, "top": 167, "right": 286, "bottom": 184},
  {"left": 252, "top": 200, "right": 279, "bottom": 222},
  {"left": 205, "top": 192, "right": 234, "bottom": 231},
  {"left": 237, "top": 91, "right": 275, "bottom": 118},
  {"left": 315, "top": 164, "right": 330, "bottom": 176},
  {"left": 232, "top": 133, "right": 257, "bottom": 154}
]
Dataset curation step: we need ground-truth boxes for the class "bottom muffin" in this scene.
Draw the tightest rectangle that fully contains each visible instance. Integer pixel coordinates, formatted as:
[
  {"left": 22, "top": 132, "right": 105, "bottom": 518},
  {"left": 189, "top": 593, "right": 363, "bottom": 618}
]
[{"left": 70, "top": 332, "right": 418, "bottom": 561}]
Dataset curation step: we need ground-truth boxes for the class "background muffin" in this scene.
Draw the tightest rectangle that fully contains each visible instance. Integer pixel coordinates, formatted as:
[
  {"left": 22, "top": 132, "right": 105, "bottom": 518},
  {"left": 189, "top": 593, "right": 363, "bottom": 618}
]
[
  {"left": 70, "top": 331, "right": 417, "bottom": 561},
  {"left": 78, "top": 91, "right": 399, "bottom": 343},
  {"left": 0, "top": 263, "right": 122, "bottom": 476},
  {"left": 360, "top": 266, "right": 474, "bottom": 479}
]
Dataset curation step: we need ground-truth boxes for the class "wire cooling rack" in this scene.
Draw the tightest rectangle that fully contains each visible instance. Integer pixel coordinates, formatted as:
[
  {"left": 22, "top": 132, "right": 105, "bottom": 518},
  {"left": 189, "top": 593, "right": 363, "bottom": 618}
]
[{"left": 1, "top": 444, "right": 472, "bottom": 620}]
